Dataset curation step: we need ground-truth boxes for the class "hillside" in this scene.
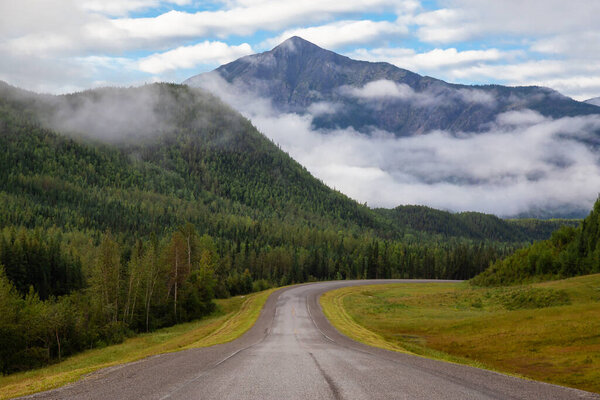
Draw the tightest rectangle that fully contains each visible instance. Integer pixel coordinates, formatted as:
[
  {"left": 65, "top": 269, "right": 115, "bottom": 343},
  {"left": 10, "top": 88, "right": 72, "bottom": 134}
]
[
  {"left": 0, "top": 81, "right": 378, "bottom": 234},
  {"left": 472, "top": 198, "right": 600, "bottom": 286},
  {"left": 185, "top": 37, "right": 600, "bottom": 136},
  {"left": 376, "top": 206, "right": 579, "bottom": 242}
]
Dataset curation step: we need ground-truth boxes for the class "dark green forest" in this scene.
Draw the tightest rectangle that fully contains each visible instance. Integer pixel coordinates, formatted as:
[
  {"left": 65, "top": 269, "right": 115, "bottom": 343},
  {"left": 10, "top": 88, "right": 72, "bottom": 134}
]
[
  {"left": 0, "top": 81, "right": 581, "bottom": 373},
  {"left": 472, "top": 198, "right": 600, "bottom": 286}
]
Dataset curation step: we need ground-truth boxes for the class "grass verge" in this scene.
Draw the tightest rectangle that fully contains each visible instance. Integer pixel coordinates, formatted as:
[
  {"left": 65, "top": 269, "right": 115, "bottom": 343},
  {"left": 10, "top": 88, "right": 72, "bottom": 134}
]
[
  {"left": 0, "top": 288, "right": 276, "bottom": 399},
  {"left": 320, "top": 275, "right": 600, "bottom": 393}
]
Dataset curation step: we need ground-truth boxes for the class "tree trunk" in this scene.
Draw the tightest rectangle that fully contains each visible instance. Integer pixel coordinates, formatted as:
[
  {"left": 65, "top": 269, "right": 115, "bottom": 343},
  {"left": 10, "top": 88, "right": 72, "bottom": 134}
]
[
  {"left": 174, "top": 247, "right": 179, "bottom": 321},
  {"left": 187, "top": 236, "right": 192, "bottom": 275},
  {"left": 55, "top": 328, "right": 61, "bottom": 362}
]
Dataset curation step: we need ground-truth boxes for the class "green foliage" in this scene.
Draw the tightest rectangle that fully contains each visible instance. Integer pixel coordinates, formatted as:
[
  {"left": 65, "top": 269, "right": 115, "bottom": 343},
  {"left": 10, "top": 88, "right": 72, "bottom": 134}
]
[
  {"left": 0, "top": 229, "right": 218, "bottom": 374},
  {"left": 0, "top": 228, "right": 83, "bottom": 299},
  {"left": 377, "top": 205, "right": 580, "bottom": 242},
  {"left": 472, "top": 198, "right": 600, "bottom": 286}
]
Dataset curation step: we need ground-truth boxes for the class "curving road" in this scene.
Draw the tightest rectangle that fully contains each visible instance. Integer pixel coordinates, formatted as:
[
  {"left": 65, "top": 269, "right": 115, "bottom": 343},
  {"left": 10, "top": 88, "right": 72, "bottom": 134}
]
[{"left": 24, "top": 280, "right": 599, "bottom": 400}]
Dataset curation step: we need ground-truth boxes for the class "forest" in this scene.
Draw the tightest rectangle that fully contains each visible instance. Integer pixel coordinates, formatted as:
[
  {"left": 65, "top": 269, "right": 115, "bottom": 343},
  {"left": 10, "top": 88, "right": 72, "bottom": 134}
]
[
  {"left": 0, "top": 81, "right": 582, "bottom": 373},
  {"left": 472, "top": 197, "right": 600, "bottom": 286}
]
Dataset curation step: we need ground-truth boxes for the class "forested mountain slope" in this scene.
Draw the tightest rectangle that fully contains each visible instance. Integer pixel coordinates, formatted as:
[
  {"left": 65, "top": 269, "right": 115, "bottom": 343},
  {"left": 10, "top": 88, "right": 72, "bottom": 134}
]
[
  {"left": 376, "top": 206, "right": 579, "bottom": 242},
  {"left": 0, "top": 81, "right": 378, "bottom": 234},
  {"left": 472, "top": 198, "right": 600, "bottom": 286}
]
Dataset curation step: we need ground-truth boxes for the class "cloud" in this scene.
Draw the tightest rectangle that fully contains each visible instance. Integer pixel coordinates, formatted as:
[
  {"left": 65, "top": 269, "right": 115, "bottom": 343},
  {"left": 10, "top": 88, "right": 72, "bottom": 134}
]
[
  {"left": 307, "top": 102, "right": 342, "bottom": 116},
  {"left": 109, "top": 1, "right": 402, "bottom": 45},
  {"left": 340, "top": 79, "right": 495, "bottom": 107},
  {"left": 414, "top": 0, "right": 600, "bottom": 44},
  {"left": 43, "top": 85, "right": 171, "bottom": 143},
  {"left": 1, "top": 0, "right": 403, "bottom": 57},
  {"left": 448, "top": 60, "right": 600, "bottom": 101},
  {"left": 348, "top": 47, "right": 509, "bottom": 71},
  {"left": 195, "top": 75, "right": 600, "bottom": 216},
  {"left": 138, "top": 41, "right": 253, "bottom": 74},
  {"left": 81, "top": 0, "right": 192, "bottom": 17},
  {"left": 401, "top": 0, "right": 600, "bottom": 101},
  {"left": 342, "top": 80, "right": 416, "bottom": 99},
  {"left": 348, "top": 45, "right": 600, "bottom": 101},
  {"left": 495, "top": 109, "right": 546, "bottom": 126},
  {"left": 261, "top": 19, "right": 408, "bottom": 50}
]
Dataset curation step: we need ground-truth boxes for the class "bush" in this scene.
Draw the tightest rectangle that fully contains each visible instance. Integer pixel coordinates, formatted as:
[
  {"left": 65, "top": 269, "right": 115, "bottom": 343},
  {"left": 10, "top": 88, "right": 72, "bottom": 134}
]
[{"left": 252, "top": 279, "right": 271, "bottom": 292}]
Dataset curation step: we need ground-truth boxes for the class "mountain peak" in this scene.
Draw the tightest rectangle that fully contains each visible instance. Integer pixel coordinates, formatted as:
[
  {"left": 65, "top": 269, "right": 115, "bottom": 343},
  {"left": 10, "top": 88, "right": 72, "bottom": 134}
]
[
  {"left": 185, "top": 37, "right": 600, "bottom": 135},
  {"left": 271, "top": 36, "right": 325, "bottom": 55}
]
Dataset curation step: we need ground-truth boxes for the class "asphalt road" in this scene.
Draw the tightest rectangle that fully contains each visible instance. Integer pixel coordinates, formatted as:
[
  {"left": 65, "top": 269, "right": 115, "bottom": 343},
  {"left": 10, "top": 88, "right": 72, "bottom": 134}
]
[{"left": 24, "top": 280, "right": 599, "bottom": 400}]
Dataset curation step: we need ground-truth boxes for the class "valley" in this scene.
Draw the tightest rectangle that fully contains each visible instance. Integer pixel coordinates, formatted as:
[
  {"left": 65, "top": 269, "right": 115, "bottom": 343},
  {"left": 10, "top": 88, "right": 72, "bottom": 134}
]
[{"left": 1, "top": 8, "right": 599, "bottom": 398}]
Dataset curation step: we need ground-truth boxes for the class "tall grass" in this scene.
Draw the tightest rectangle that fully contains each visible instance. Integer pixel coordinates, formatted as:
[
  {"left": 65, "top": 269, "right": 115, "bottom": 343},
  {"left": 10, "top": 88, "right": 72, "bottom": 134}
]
[{"left": 321, "top": 275, "right": 600, "bottom": 393}]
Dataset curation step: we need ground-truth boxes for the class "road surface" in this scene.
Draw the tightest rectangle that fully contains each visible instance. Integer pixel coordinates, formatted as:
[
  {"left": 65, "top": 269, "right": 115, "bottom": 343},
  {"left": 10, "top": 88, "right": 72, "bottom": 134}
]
[{"left": 23, "top": 280, "right": 598, "bottom": 399}]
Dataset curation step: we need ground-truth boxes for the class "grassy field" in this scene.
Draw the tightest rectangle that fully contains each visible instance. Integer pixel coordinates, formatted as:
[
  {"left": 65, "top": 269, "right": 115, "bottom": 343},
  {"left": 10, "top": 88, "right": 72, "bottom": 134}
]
[
  {"left": 320, "top": 275, "right": 600, "bottom": 393},
  {"left": 0, "top": 288, "right": 276, "bottom": 399}
]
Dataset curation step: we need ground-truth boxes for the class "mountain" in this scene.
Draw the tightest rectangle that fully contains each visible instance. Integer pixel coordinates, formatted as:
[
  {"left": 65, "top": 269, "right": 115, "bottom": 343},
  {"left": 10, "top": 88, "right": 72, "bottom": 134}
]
[
  {"left": 185, "top": 36, "right": 600, "bottom": 136},
  {"left": 585, "top": 97, "right": 600, "bottom": 107}
]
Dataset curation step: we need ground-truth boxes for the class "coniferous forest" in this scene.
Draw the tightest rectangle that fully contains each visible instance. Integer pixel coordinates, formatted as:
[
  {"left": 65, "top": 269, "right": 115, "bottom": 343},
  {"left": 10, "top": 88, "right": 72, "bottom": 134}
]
[{"left": 0, "top": 81, "right": 583, "bottom": 373}]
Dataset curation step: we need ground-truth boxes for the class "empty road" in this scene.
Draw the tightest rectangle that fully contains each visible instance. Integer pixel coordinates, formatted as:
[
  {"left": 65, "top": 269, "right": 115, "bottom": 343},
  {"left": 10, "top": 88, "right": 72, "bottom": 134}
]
[{"left": 24, "top": 280, "right": 598, "bottom": 400}]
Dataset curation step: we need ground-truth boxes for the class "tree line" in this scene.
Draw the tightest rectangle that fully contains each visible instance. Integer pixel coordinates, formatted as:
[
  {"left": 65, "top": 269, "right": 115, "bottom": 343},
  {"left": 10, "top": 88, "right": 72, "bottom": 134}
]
[{"left": 0, "top": 221, "right": 518, "bottom": 374}]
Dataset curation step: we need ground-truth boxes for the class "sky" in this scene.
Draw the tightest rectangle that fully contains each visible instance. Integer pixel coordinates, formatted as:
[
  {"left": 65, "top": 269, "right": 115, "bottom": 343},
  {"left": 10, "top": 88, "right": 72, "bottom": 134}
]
[{"left": 2, "top": 0, "right": 600, "bottom": 101}]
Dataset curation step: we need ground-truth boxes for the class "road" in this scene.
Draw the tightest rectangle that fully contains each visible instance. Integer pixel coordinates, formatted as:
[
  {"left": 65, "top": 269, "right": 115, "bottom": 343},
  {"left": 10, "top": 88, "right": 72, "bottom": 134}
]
[{"left": 24, "top": 280, "right": 598, "bottom": 400}]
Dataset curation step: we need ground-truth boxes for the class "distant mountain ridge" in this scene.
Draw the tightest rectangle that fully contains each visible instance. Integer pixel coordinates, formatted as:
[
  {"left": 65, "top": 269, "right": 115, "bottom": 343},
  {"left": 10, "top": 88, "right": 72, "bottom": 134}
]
[
  {"left": 585, "top": 97, "right": 600, "bottom": 107},
  {"left": 185, "top": 36, "right": 600, "bottom": 136}
]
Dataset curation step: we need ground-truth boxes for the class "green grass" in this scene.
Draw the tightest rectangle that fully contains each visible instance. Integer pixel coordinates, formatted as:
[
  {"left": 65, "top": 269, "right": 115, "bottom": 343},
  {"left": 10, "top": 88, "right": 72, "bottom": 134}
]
[
  {"left": 320, "top": 275, "right": 600, "bottom": 393},
  {"left": 0, "top": 288, "right": 276, "bottom": 399}
]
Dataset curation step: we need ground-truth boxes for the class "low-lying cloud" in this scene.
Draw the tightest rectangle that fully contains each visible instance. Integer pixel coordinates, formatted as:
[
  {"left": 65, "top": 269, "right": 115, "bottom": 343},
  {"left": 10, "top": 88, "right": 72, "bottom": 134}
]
[
  {"left": 194, "top": 74, "right": 600, "bottom": 217},
  {"left": 340, "top": 79, "right": 496, "bottom": 107}
]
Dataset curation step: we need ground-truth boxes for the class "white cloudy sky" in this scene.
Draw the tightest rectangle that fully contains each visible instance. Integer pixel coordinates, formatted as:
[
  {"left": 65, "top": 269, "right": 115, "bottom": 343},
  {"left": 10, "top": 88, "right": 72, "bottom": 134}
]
[{"left": 2, "top": 0, "right": 600, "bottom": 100}]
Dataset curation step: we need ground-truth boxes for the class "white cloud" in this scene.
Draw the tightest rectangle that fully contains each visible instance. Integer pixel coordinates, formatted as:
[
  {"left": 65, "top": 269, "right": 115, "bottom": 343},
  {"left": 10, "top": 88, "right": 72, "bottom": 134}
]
[
  {"left": 448, "top": 60, "right": 600, "bottom": 101},
  {"left": 82, "top": 0, "right": 192, "bottom": 17},
  {"left": 342, "top": 80, "right": 416, "bottom": 99},
  {"left": 414, "top": 8, "right": 470, "bottom": 43},
  {"left": 110, "top": 0, "right": 402, "bottom": 43},
  {"left": 307, "top": 102, "right": 342, "bottom": 116},
  {"left": 414, "top": 0, "right": 600, "bottom": 44},
  {"left": 530, "top": 31, "right": 600, "bottom": 59},
  {"left": 347, "top": 46, "right": 600, "bottom": 101},
  {"left": 340, "top": 79, "right": 495, "bottom": 107},
  {"left": 138, "top": 41, "right": 253, "bottom": 74},
  {"left": 262, "top": 19, "right": 408, "bottom": 50},
  {"left": 1, "top": 0, "right": 404, "bottom": 57},
  {"left": 256, "top": 108, "right": 600, "bottom": 215},
  {"left": 495, "top": 109, "right": 546, "bottom": 126},
  {"left": 347, "top": 46, "right": 514, "bottom": 75}
]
